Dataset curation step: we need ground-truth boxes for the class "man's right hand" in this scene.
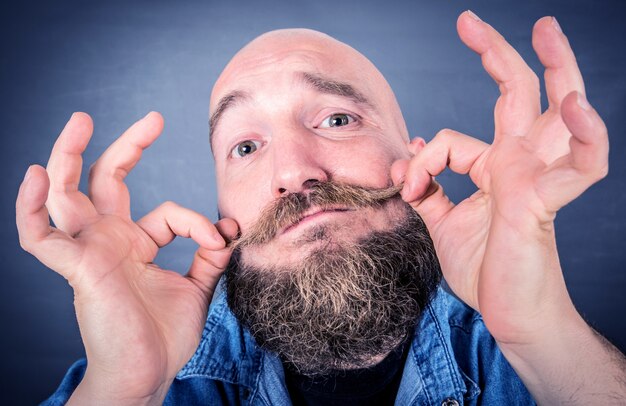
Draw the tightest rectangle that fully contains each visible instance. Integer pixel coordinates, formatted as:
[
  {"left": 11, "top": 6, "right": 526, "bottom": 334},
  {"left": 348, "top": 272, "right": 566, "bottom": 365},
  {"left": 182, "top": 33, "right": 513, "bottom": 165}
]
[{"left": 16, "top": 112, "right": 237, "bottom": 405}]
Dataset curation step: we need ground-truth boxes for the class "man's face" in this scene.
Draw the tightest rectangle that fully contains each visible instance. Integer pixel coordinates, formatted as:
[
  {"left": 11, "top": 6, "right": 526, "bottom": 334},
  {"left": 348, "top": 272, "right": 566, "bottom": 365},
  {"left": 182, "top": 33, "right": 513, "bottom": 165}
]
[
  {"left": 210, "top": 29, "right": 412, "bottom": 266},
  {"left": 209, "top": 30, "right": 441, "bottom": 375}
]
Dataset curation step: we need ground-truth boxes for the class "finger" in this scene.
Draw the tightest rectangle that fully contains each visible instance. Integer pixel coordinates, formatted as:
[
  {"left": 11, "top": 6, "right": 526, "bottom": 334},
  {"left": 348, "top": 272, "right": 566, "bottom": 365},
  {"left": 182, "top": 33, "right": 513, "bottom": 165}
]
[
  {"left": 401, "top": 129, "right": 489, "bottom": 201},
  {"left": 17, "top": 166, "right": 55, "bottom": 245},
  {"left": 390, "top": 137, "right": 426, "bottom": 185},
  {"left": 457, "top": 11, "right": 541, "bottom": 138},
  {"left": 88, "top": 112, "right": 164, "bottom": 217},
  {"left": 16, "top": 165, "right": 82, "bottom": 278},
  {"left": 214, "top": 218, "right": 240, "bottom": 245},
  {"left": 390, "top": 158, "right": 410, "bottom": 186},
  {"left": 562, "top": 92, "right": 608, "bottom": 166},
  {"left": 398, "top": 129, "right": 488, "bottom": 227},
  {"left": 392, "top": 154, "right": 451, "bottom": 230},
  {"left": 136, "top": 201, "right": 226, "bottom": 250},
  {"left": 532, "top": 17, "right": 585, "bottom": 109},
  {"left": 539, "top": 92, "right": 608, "bottom": 211},
  {"left": 136, "top": 202, "right": 234, "bottom": 296},
  {"left": 46, "top": 112, "right": 99, "bottom": 235},
  {"left": 407, "top": 137, "right": 426, "bottom": 156}
]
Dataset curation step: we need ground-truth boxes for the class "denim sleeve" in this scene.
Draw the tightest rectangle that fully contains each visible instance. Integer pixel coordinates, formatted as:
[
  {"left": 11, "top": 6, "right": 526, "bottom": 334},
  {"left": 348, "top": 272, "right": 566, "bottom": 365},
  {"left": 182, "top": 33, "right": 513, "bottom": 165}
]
[
  {"left": 447, "top": 298, "right": 536, "bottom": 405},
  {"left": 39, "top": 359, "right": 87, "bottom": 405},
  {"left": 39, "top": 358, "right": 239, "bottom": 405}
]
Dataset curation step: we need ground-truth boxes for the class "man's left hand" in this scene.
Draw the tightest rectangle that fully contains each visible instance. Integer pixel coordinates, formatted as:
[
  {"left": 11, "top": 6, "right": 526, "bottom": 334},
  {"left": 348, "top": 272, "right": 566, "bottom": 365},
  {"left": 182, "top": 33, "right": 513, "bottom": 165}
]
[{"left": 392, "top": 12, "right": 624, "bottom": 404}]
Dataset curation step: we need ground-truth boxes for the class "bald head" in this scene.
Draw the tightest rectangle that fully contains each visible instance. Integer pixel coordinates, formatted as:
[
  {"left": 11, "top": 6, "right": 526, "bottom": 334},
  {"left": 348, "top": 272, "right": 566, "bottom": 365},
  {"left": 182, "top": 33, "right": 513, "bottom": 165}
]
[{"left": 209, "top": 29, "right": 409, "bottom": 146}]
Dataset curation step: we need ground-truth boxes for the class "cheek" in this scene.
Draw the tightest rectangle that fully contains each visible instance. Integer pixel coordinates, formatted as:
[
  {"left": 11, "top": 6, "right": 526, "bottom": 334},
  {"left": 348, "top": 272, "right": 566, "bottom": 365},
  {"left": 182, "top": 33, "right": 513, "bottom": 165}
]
[
  {"left": 324, "top": 139, "right": 401, "bottom": 186},
  {"left": 216, "top": 172, "right": 272, "bottom": 230}
]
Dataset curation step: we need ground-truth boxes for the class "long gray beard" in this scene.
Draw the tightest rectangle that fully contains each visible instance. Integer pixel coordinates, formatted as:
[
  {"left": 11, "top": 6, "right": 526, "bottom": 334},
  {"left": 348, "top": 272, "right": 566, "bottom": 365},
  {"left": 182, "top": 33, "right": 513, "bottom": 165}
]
[{"left": 225, "top": 203, "right": 441, "bottom": 376}]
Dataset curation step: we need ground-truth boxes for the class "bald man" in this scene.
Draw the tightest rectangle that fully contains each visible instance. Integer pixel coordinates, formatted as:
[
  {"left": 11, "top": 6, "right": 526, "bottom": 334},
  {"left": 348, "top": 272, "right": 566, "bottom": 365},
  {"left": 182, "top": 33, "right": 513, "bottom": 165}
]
[{"left": 18, "top": 11, "right": 626, "bottom": 405}]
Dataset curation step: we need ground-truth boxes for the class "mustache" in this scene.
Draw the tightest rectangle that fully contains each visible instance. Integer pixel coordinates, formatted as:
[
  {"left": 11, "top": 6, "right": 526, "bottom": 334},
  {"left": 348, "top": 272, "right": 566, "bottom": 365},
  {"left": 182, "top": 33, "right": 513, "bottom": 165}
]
[{"left": 229, "top": 181, "right": 403, "bottom": 249}]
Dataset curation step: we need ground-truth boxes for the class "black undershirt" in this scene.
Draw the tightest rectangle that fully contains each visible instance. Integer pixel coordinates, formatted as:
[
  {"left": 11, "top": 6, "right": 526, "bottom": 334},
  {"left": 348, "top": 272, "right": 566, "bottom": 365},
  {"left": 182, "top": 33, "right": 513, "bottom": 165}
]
[{"left": 284, "top": 337, "right": 412, "bottom": 406}]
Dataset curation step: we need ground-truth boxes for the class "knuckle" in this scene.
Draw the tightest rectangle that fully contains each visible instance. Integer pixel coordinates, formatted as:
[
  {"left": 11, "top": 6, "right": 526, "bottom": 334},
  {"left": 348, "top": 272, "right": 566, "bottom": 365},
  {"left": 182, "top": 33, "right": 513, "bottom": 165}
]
[
  {"left": 587, "top": 164, "right": 609, "bottom": 183},
  {"left": 530, "top": 72, "right": 540, "bottom": 91},
  {"left": 19, "top": 237, "right": 32, "bottom": 252},
  {"left": 524, "top": 69, "right": 540, "bottom": 90},
  {"left": 160, "top": 200, "right": 179, "bottom": 211},
  {"left": 88, "top": 162, "right": 99, "bottom": 181},
  {"left": 597, "top": 165, "right": 609, "bottom": 180},
  {"left": 501, "top": 72, "right": 539, "bottom": 95},
  {"left": 434, "top": 129, "right": 455, "bottom": 143},
  {"left": 526, "top": 76, "right": 541, "bottom": 98}
]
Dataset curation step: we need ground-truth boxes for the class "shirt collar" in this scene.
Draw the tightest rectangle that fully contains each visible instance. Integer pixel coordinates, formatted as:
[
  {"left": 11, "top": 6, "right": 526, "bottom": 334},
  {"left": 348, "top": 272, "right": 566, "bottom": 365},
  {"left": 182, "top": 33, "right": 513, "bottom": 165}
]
[
  {"left": 177, "top": 285, "right": 478, "bottom": 403},
  {"left": 396, "top": 287, "right": 478, "bottom": 404},
  {"left": 176, "top": 290, "right": 263, "bottom": 388}
]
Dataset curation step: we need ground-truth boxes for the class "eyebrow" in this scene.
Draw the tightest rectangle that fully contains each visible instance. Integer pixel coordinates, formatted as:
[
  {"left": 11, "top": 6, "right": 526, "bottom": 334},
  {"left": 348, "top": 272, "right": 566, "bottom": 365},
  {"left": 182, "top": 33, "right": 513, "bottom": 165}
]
[
  {"left": 209, "top": 72, "right": 373, "bottom": 148},
  {"left": 298, "top": 72, "right": 372, "bottom": 108},
  {"left": 209, "top": 90, "right": 248, "bottom": 147}
]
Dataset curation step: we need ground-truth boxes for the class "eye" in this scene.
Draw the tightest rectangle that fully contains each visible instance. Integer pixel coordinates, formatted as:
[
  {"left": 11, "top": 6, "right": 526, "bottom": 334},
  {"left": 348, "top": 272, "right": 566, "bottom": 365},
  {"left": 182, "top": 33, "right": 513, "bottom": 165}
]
[
  {"left": 231, "top": 140, "right": 261, "bottom": 158},
  {"left": 319, "top": 113, "right": 356, "bottom": 128}
]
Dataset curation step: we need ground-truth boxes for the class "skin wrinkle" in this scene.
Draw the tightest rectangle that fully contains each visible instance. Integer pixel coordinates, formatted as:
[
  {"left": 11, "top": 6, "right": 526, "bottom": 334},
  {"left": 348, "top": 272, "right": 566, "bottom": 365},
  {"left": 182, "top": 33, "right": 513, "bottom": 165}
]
[{"left": 209, "top": 71, "right": 378, "bottom": 151}]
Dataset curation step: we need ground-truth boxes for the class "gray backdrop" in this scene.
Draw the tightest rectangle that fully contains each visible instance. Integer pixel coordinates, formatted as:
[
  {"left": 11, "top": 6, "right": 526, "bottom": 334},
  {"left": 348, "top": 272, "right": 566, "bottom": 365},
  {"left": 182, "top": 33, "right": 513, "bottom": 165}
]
[{"left": 1, "top": 0, "right": 624, "bottom": 403}]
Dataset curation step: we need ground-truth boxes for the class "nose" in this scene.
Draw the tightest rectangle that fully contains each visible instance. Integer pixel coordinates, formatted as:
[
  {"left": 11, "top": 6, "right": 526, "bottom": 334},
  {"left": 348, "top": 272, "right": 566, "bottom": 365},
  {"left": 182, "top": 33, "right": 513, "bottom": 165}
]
[{"left": 270, "top": 134, "right": 329, "bottom": 197}]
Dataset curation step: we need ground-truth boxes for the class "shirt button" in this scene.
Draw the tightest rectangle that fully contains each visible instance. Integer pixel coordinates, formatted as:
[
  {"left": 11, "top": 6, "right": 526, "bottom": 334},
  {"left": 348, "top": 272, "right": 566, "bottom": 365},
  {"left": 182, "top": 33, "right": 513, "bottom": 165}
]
[{"left": 441, "top": 398, "right": 460, "bottom": 406}]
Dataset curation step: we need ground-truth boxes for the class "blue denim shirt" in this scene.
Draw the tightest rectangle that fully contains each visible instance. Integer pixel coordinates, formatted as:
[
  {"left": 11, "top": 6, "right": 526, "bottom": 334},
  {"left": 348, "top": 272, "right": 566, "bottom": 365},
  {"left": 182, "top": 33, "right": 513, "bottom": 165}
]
[{"left": 42, "top": 287, "right": 535, "bottom": 405}]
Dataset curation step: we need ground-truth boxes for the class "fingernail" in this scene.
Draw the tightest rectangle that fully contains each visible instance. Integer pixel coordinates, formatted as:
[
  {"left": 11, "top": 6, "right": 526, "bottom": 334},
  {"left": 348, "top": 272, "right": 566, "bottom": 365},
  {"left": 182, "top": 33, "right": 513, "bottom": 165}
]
[
  {"left": 551, "top": 17, "right": 562, "bottom": 33},
  {"left": 467, "top": 10, "right": 482, "bottom": 22},
  {"left": 576, "top": 92, "right": 591, "bottom": 111},
  {"left": 143, "top": 111, "right": 153, "bottom": 119}
]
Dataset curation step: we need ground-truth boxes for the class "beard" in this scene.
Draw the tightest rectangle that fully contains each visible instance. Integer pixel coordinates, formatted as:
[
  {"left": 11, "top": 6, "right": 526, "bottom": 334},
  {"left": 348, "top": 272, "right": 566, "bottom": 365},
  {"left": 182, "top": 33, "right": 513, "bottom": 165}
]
[{"left": 224, "top": 181, "right": 442, "bottom": 377}]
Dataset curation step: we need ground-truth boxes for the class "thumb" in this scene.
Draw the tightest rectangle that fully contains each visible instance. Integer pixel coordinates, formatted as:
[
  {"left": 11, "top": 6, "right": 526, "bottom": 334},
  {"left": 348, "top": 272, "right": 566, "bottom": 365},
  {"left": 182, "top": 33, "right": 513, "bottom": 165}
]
[
  {"left": 187, "top": 244, "right": 233, "bottom": 297},
  {"left": 186, "top": 218, "right": 239, "bottom": 296}
]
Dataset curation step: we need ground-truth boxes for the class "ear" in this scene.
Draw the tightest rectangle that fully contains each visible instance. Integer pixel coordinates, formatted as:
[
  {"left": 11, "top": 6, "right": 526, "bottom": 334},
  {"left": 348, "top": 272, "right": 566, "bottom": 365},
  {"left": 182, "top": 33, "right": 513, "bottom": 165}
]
[{"left": 407, "top": 137, "right": 426, "bottom": 156}]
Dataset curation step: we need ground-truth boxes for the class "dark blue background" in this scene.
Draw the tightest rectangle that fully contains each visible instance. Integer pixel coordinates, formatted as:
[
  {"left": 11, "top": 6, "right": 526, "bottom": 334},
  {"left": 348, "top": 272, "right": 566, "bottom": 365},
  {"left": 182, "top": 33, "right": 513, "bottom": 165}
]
[{"left": 1, "top": 0, "right": 624, "bottom": 403}]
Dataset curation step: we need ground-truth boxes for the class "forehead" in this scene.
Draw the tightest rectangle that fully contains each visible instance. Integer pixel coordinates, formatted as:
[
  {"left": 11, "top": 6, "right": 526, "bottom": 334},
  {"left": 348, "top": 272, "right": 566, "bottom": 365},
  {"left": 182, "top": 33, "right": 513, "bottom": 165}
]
[
  {"left": 209, "top": 43, "right": 381, "bottom": 144},
  {"left": 208, "top": 30, "right": 410, "bottom": 151},
  {"left": 210, "top": 33, "right": 377, "bottom": 108}
]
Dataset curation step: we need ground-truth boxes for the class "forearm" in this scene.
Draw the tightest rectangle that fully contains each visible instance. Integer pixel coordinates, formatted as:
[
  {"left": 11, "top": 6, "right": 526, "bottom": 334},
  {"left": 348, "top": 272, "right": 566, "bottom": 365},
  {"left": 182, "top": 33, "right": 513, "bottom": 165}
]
[{"left": 499, "top": 308, "right": 626, "bottom": 405}]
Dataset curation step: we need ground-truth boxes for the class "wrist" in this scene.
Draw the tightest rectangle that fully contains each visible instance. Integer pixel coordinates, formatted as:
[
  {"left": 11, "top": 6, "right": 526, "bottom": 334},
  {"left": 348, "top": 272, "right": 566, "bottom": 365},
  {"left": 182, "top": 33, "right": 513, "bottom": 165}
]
[
  {"left": 68, "top": 367, "right": 172, "bottom": 406},
  {"left": 495, "top": 297, "right": 587, "bottom": 351},
  {"left": 495, "top": 306, "right": 589, "bottom": 382}
]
